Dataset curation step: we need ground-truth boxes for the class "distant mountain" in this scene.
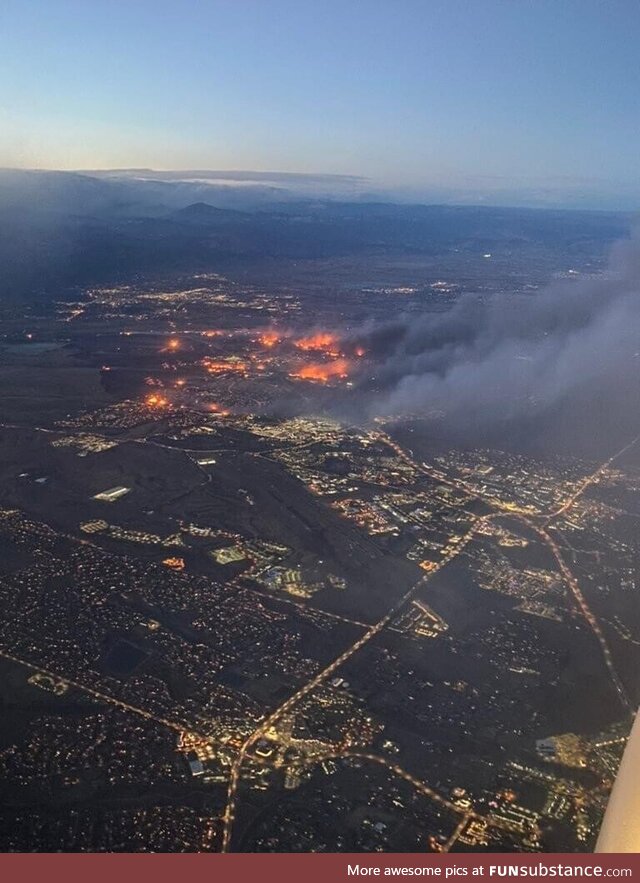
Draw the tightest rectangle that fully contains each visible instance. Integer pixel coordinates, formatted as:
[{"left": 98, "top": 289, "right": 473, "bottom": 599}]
[
  {"left": 0, "top": 168, "right": 632, "bottom": 306},
  {"left": 0, "top": 168, "right": 139, "bottom": 216},
  {"left": 170, "top": 202, "right": 251, "bottom": 225}
]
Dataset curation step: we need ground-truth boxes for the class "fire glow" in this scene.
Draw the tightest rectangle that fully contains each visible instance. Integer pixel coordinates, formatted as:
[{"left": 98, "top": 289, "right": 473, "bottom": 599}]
[
  {"left": 202, "top": 358, "right": 248, "bottom": 376},
  {"left": 145, "top": 393, "right": 169, "bottom": 408},
  {"left": 294, "top": 332, "right": 338, "bottom": 353},
  {"left": 290, "top": 358, "right": 350, "bottom": 383},
  {"left": 207, "top": 402, "right": 230, "bottom": 415},
  {"left": 259, "top": 331, "right": 281, "bottom": 348}
]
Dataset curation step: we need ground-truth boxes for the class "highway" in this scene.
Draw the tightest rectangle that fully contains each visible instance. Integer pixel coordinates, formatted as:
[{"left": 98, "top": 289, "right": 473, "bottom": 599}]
[
  {"left": 220, "top": 512, "right": 497, "bottom": 852},
  {"left": 2, "top": 419, "right": 636, "bottom": 850},
  {"left": 380, "top": 427, "right": 635, "bottom": 716},
  {"left": 305, "top": 750, "right": 539, "bottom": 849},
  {"left": 442, "top": 813, "right": 474, "bottom": 853},
  {"left": 521, "top": 518, "right": 633, "bottom": 716},
  {"left": 0, "top": 647, "right": 194, "bottom": 735},
  {"left": 319, "top": 750, "right": 481, "bottom": 818},
  {"left": 546, "top": 434, "right": 640, "bottom": 522},
  {"left": 221, "top": 429, "right": 638, "bottom": 851}
]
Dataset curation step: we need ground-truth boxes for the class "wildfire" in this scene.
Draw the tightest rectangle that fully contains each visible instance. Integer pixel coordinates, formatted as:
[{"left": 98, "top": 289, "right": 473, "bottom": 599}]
[
  {"left": 207, "top": 402, "right": 229, "bottom": 415},
  {"left": 162, "top": 557, "right": 185, "bottom": 571},
  {"left": 294, "top": 332, "right": 338, "bottom": 353},
  {"left": 145, "top": 393, "right": 169, "bottom": 408},
  {"left": 290, "top": 358, "right": 350, "bottom": 383},
  {"left": 202, "top": 357, "right": 248, "bottom": 376},
  {"left": 259, "top": 331, "right": 281, "bottom": 348}
]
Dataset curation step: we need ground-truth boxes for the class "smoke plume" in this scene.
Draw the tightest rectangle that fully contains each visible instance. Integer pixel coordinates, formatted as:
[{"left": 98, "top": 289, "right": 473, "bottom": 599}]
[{"left": 351, "top": 233, "right": 640, "bottom": 444}]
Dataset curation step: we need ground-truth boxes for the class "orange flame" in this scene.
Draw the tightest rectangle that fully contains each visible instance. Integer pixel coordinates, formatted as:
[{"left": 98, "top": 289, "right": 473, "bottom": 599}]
[
  {"left": 145, "top": 393, "right": 169, "bottom": 408},
  {"left": 294, "top": 332, "right": 338, "bottom": 352},
  {"left": 208, "top": 402, "right": 230, "bottom": 416},
  {"left": 290, "top": 358, "right": 350, "bottom": 383},
  {"left": 259, "top": 331, "right": 281, "bottom": 348},
  {"left": 202, "top": 358, "right": 248, "bottom": 375}
]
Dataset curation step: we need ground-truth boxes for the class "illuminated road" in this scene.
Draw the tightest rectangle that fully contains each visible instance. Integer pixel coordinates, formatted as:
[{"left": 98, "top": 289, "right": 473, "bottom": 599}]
[
  {"left": 306, "top": 750, "right": 538, "bottom": 847},
  {"left": 375, "top": 430, "right": 536, "bottom": 517},
  {"left": 518, "top": 518, "right": 633, "bottom": 716},
  {"left": 0, "top": 648, "right": 194, "bottom": 735},
  {"left": 221, "top": 426, "right": 638, "bottom": 849},
  {"left": 2, "top": 419, "right": 637, "bottom": 849},
  {"left": 321, "top": 750, "right": 480, "bottom": 817},
  {"left": 380, "top": 428, "right": 635, "bottom": 716},
  {"left": 220, "top": 512, "right": 497, "bottom": 852},
  {"left": 442, "top": 814, "right": 474, "bottom": 853},
  {"left": 546, "top": 434, "right": 640, "bottom": 522},
  {"left": 378, "top": 428, "right": 640, "bottom": 525}
]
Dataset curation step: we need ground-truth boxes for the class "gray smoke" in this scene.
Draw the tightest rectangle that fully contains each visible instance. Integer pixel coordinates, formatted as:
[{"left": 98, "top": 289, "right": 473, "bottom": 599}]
[{"left": 352, "top": 233, "right": 640, "bottom": 433}]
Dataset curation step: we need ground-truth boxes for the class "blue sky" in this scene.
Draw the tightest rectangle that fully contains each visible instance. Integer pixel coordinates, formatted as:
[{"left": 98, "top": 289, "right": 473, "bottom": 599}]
[{"left": 1, "top": 0, "right": 639, "bottom": 205}]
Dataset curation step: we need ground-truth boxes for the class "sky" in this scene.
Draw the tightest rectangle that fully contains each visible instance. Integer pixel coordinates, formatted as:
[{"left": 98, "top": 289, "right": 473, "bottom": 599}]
[{"left": 0, "top": 0, "right": 639, "bottom": 207}]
